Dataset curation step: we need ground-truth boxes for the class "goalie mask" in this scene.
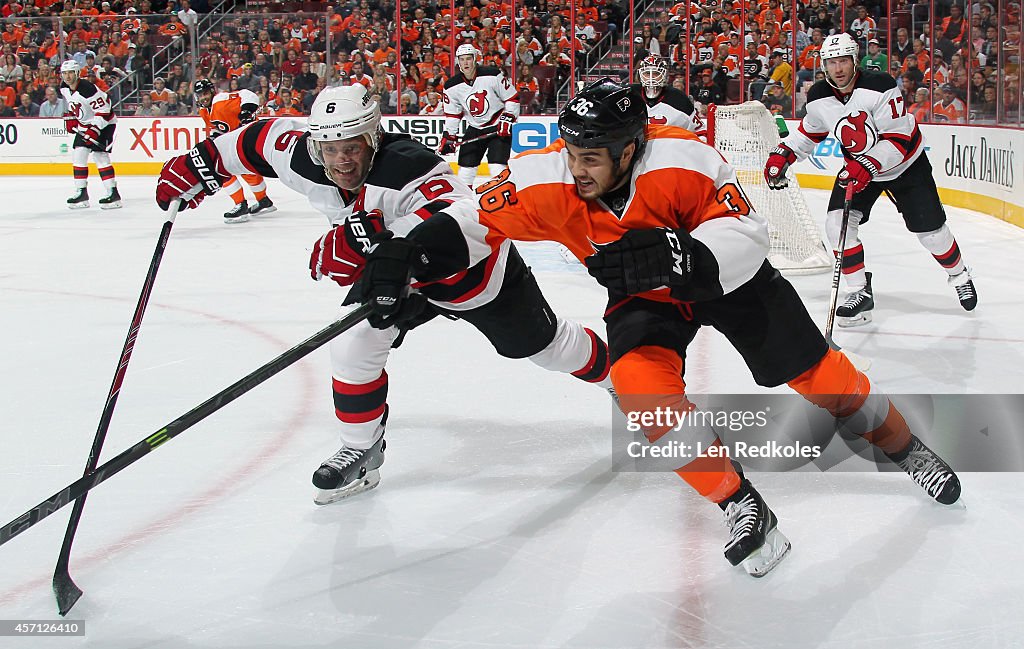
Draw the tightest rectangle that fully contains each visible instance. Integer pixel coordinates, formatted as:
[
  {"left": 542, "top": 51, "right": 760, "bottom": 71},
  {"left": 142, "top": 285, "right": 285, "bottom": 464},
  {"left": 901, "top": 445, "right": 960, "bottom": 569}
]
[{"left": 637, "top": 55, "right": 668, "bottom": 99}]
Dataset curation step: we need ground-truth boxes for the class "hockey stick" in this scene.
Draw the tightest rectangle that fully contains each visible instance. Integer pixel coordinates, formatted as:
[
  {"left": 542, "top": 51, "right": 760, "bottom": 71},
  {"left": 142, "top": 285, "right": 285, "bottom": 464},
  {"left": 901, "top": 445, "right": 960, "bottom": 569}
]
[
  {"left": 825, "top": 184, "right": 872, "bottom": 371},
  {"left": 459, "top": 127, "right": 500, "bottom": 148},
  {"left": 0, "top": 305, "right": 372, "bottom": 561},
  {"left": 52, "top": 200, "right": 182, "bottom": 616}
]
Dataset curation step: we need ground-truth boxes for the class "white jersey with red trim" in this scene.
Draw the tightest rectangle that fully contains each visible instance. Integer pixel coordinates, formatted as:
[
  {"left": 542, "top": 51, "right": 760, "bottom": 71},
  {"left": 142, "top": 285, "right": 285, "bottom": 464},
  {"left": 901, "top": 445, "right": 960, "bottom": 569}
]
[
  {"left": 59, "top": 79, "right": 116, "bottom": 129},
  {"left": 630, "top": 84, "right": 703, "bottom": 134},
  {"left": 782, "top": 71, "right": 924, "bottom": 182},
  {"left": 210, "top": 116, "right": 514, "bottom": 311},
  {"left": 442, "top": 66, "right": 520, "bottom": 134}
]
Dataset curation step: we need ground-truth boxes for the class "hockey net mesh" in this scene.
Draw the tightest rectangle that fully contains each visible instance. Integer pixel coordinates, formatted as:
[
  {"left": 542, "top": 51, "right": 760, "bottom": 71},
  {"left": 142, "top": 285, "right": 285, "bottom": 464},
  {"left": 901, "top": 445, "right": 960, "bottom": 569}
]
[{"left": 710, "top": 101, "right": 831, "bottom": 274}]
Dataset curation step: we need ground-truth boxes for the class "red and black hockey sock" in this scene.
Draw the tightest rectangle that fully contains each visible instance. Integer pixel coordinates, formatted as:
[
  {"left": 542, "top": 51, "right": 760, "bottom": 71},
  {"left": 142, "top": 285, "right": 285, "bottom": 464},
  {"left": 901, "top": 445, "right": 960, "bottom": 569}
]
[
  {"left": 333, "top": 370, "right": 388, "bottom": 431},
  {"left": 917, "top": 225, "right": 966, "bottom": 276},
  {"left": 98, "top": 166, "right": 117, "bottom": 192},
  {"left": 571, "top": 327, "right": 611, "bottom": 384},
  {"left": 73, "top": 166, "right": 88, "bottom": 189}
]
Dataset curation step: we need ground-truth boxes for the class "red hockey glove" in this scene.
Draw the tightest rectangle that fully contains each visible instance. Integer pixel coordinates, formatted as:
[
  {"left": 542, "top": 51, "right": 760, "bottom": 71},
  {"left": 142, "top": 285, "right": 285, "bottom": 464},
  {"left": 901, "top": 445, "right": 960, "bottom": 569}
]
[
  {"left": 78, "top": 124, "right": 102, "bottom": 148},
  {"left": 438, "top": 131, "right": 459, "bottom": 155},
  {"left": 496, "top": 112, "right": 516, "bottom": 138},
  {"left": 310, "top": 209, "right": 387, "bottom": 287},
  {"left": 585, "top": 228, "right": 694, "bottom": 296},
  {"left": 63, "top": 111, "right": 80, "bottom": 134},
  {"left": 764, "top": 143, "right": 797, "bottom": 190},
  {"left": 837, "top": 156, "right": 880, "bottom": 194},
  {"left": 155, "top": 139, "right": 230, "bottom": 211}
]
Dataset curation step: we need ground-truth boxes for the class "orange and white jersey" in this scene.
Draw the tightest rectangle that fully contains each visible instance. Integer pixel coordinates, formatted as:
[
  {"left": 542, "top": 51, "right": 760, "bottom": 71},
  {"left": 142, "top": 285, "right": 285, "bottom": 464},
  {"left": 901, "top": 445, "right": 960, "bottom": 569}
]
[
  {"left": 200, "top": 89, "right": 260, "bottom": 136},
  {"left": 406, "top": 126, "right": 771, "bottom": 303}
]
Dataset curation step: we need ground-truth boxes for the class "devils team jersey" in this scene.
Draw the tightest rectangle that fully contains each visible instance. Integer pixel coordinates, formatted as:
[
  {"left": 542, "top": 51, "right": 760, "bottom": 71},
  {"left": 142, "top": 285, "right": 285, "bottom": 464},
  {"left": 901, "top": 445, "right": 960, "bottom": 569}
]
[
  {"left": 59, "top": 79, "right": 115, "bottom": 129},
  {"left": 200, "top": 89, "right": 260, "bottom": 136},
  {"left": 630, "top": 84, "right": 703, "bottom": 133},
  {"left": 211, "top": 117, "right": 516, "bottom": 310},
  {"left": 442, "top": 66, "right": 520, "bottom": 133},
  {"left": 405, "top": 126, "right": 770, "bottom": 304},
  {"left": 783, "top": 71, "right": 924, "bottom": 182}
]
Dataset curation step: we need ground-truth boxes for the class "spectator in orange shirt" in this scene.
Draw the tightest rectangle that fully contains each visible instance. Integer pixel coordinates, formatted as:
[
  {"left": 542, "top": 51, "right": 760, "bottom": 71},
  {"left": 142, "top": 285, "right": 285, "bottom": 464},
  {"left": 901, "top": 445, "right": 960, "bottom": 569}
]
[
  {"left": 273, "top": 88, "right": 303, "bottom": 116},
  {"left": 0, "top": 76, "right": 17, "bottom": 109},
  {"left": 149, "top": 76, "right": 172, "bottom": 104},
  {"left": 908, "top": 87, "right": 931, "bottom": 121},
  {"left": 932, "top": 83, "right": 965, "bottom": 122}
]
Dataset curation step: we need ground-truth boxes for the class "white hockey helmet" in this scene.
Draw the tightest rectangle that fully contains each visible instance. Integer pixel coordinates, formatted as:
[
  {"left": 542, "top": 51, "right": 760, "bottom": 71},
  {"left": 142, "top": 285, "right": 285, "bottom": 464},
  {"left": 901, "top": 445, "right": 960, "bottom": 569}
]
[
  {"left": 819, "top": 33, "right": 859, "bottom": 89},
  {"left": 306, "top": 84, "right": 382, "bottom": 166},
  {"left": 637, "top": 55, "right": 668, "bottom": 98},
  {"left": 456, "top": 44, "right": 480, "bottom": 60},
  {"left": 60, "top": 59, "right": 82, "bottom": 74}
]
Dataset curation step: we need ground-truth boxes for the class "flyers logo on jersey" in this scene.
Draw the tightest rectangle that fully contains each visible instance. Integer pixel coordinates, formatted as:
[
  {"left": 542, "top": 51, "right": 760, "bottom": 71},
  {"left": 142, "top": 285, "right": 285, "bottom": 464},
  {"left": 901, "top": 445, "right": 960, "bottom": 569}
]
[
  {"left": 834, "top": 110, "right": 878, "bottom": 156},
  {"left": 467, "top": 90, "right": 489, "bottom": 117}
]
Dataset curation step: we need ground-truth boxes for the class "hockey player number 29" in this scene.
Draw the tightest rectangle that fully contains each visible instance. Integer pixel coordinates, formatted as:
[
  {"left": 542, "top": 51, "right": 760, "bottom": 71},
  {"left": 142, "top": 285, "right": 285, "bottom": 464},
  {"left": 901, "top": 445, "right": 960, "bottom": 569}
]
[{"left": 475, "top": 168, "right": 518, "bottom": 212}]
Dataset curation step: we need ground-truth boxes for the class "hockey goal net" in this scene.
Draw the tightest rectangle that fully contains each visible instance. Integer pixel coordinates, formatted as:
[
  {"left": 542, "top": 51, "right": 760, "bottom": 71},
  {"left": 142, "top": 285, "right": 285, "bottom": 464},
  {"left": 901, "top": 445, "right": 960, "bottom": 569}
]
[{"left": 708, "top": 101, "right": 831, "bottom": 274}]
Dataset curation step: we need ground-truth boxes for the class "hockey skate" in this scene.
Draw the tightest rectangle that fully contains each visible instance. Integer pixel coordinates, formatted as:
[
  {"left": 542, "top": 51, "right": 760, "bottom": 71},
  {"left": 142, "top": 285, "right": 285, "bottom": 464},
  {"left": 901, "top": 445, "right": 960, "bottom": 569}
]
[
  {"left": 721, "top": 480, "right": 791, "bottom": 577},
  {"left": 884, "top": 435, "right": 961, "bottom": 505},
  {"left": 67, "top": 188, "right": 89, "bottom": 209},
  {"left": 836, "top": 271, "right": 874, "bottom": 327},
  {"left": 948, "top": 267, "right": 977, "bottom": 311},
  {"left": 249, "top": 196, "right": 277, "bottom": 215},
  {"left": 98, "top": 187, "right": 122, "bottom": 210},
  {"left": 223, "top": 202, "right": 250, "bottom": 224},
  {"left": 312, "top": 411, "right": 387, "bottom": 505}
]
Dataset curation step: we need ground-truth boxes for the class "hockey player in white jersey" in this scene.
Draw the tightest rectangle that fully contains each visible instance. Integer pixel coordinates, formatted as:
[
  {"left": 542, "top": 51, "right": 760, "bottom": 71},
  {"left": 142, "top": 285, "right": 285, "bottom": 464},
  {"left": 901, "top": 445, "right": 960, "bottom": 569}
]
[
  {"left": 439, "top": 44, "right": 520, "bottom": 185},
  {"left": 764, "top": 33, "right": 976, "bottom": 326},
  {"left": 154, "top": 85, "right": 613, "bottom": 505},
  {"left": 630, "top": 55, "right": 703, "bottom": 134},
  {"left": 59, "top": 59, "right": 121, "bottom": 209}
]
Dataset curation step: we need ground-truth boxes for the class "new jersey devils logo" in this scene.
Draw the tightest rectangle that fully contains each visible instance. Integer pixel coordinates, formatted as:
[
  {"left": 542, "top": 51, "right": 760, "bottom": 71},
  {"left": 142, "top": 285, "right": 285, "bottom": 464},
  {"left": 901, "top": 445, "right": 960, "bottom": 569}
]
[
  {"left": 834, "top": 110, "right": 878, "bottom": 156},
  {"left": 467, "top": 90, "right": 489, "bottom": 117}
]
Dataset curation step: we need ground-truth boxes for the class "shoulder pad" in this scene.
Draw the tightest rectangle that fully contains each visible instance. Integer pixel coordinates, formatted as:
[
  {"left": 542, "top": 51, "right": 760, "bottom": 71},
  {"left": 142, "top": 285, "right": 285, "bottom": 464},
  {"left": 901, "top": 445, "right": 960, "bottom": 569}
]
[
  {"left": 75, "top": 80, "right": 99, "bottom": 98},
  {"left": 444, "top": 73, "right": 466, "bottom": 89},
  {"left": 366, "top": 133, "right": 446, "bottom": 190},
  {"left": 659, "top": 87, "right": 696, "bottom": 113},
  {"left": 806, "top": 80, "right": 836, "bottom": 104},
  {"left": 476, "top": 66, "right": 501, "bottom": 77},
  {"left": 855, "top": 71, "right": 897, "bottom": 92}
]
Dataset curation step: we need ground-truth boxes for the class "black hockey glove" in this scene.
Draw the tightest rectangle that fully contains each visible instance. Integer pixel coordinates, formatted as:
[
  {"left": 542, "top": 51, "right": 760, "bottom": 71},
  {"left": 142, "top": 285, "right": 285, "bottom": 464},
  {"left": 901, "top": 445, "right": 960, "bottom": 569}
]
[
  {"left": 352, "top": 232, "right": 432, "bottom": 329},
  {"left": 238, "top": 105, "right": 258, "bottom": 126},
  {"left": 585, "top": 228, "right": 694, "bottom": 296}
]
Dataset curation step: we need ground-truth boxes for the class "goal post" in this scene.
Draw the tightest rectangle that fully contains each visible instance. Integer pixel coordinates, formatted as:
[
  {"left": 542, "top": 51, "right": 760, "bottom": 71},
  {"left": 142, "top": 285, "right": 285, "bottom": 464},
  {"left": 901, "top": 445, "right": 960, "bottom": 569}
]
[{"left": 708, "top": 101, "right": 832, "bottom": 275}]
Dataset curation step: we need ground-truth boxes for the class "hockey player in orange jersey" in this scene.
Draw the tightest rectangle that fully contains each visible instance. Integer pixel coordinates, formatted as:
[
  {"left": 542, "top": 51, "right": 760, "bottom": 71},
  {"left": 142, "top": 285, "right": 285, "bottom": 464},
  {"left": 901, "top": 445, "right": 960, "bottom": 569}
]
[
  {"left": 354, "top": 79, "right": 962, "bottom": 577},
  {"left": 195, "top": 79, "right": 276, "bottom": 223}
]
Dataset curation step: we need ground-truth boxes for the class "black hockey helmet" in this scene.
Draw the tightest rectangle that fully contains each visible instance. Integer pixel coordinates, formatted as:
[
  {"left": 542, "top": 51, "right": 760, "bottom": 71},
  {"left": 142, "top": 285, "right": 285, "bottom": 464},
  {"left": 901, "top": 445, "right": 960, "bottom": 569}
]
[
  {"left": 558, "top": 78, "right": 647, "bottom": 165},
  {"left": 194, "top": 78, "right": 215, "bottom": 96}
]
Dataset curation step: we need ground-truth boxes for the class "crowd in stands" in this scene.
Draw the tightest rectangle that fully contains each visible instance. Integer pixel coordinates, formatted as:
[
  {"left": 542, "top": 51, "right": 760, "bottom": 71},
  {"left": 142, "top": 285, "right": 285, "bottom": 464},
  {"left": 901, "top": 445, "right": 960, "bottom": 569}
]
[{"left": 0, "top": 0, "right": 1019, "bottom": 124}]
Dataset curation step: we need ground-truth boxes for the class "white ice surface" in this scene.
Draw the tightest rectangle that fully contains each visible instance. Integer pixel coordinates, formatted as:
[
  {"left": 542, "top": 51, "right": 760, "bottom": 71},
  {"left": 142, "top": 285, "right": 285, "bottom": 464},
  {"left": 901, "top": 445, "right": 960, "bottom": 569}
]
[{"left": 0, "top": 175, "right": 1022, "bottom": 648}]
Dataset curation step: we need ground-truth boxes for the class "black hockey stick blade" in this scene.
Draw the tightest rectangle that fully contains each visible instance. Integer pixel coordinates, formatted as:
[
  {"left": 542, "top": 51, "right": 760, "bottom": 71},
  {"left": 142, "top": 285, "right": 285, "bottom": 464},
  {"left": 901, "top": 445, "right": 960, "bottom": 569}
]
[
  {"left": 53, "top": 201, "right": 181, "bottom": 617},
  {"left": 824, "top": 184, "right": 871, "bottom": 370},
  {"left": 0, "top": 305, "right": 372, "bottom": 566}
]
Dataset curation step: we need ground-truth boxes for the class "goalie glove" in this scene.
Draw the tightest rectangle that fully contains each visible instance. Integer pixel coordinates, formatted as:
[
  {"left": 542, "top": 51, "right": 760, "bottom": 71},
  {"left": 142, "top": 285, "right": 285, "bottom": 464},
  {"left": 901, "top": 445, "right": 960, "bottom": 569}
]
[
  {"left": 495, "top": 112, "right": 516, "bottom": 137},
  {"left": 309, "top": 209, "right": 387, "bottom": 287},
  {"left": 438, "top": 131, "right": 459, "bottom": 155},
  {"left": 837, "top": 155, "right": 880, "bottom": 194},
  {"left": 764, "top": 143, "right": 797, "bottom": 190},
  {"left": 585, "top": 228, "right": 694, "bottom": 296}
]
